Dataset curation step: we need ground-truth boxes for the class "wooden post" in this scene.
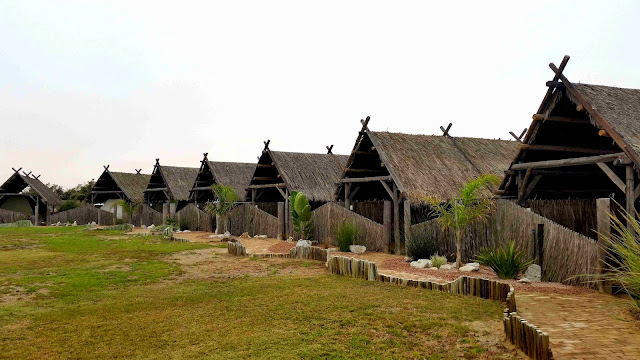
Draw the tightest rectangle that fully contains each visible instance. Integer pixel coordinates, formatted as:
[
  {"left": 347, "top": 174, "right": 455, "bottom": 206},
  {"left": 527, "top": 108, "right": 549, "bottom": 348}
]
[
  {"left": 251, "top": 188, "right": 256, "bottom": 206},
  {"left": 344, "top": 183, "right": 351, "bottom": 210},
  {"left": 284, "top": 189, "right": 289, "bottom": 238},
  {"left": 383, "top": 200, "right": 392, "bottom": 253},
  {"left": 277, "top": 202, "right": 284, "bottom": 240},
  {"left": 596, "top": 198, "right": 612, "bottom": 294},
  {"left": 626, "top": 165, "right": 635, "bottom": 230},
  {"left": 215, "top": 214, "right": 221, "bottom": 234},
  {"left": 393, "top": 183, "right": 400, "bottom": 255},
  {"left": 162, "top": 202, "right": 168, "bottom": 224},
  {"left": 98, "top": 207, "right": 101, "bottom": 225},
  {"left": 536, "top": 224, "right": 544, "bottom": 271},
  {"left": 403, "top": 199, "right": 411, "bottom": 255},
  {"left": 34, "top": 196, "right": 39, "bottom": 226}
]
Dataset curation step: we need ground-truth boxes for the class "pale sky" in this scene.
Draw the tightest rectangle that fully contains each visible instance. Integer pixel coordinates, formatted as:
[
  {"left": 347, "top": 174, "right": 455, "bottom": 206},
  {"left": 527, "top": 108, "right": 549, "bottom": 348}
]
[{"left": 1, "top": 1, "right": 639, "bottom": 188}]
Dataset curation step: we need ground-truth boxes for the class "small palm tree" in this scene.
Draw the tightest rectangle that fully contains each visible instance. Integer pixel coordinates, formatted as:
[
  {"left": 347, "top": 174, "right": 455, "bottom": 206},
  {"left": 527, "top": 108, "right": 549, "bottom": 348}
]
[
  {"left": 206, "top": 184, "right": 239, "bottom": 233},
  {"left": 429, "top": 174, "right": 500, "bottom": 268}
]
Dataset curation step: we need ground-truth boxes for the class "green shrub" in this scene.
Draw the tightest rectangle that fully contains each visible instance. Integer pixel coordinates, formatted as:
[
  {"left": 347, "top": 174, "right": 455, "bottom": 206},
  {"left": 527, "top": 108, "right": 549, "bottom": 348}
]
[
  {"left": 474, "top": 242, "right": 533, "bottom": 279},
  {"left": 104, "top": 223, "right": 133, "bottom": 232},
  {"left": 407, "top": 231, "right": 438, "bottom": 260},
  {"left": 58, "top": 200, "right": 81, "bottom": 212},
  {"left": 430, "top": 254, "right": 447, "bottom": 269},
  {"left": 166, "top": 217, "right": 177, "bottom": 227},
  {"left": 115, "top": 218, "right": 126, "bottom": 225},
  {"left": 335, "top": 219, "right": 361, "bottom": 252}
]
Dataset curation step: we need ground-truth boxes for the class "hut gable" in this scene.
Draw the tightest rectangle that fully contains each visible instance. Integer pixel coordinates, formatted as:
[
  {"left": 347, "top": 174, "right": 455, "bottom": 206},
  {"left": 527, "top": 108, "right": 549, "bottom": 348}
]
[
  {"left": 91, "top": 168, "right": 150, "bottom": 204},
  {"left": 247, "top": 144, "right": 348, "bottom": 204},
  {"left": 144, "top": 160, "right": 198, "bottom": 204},
  {"left": 499, "top": 56, "right": 640, "bottom": 209},
  {"left": 0, "top": 171, "right": 63, "bottom": 207},
  {"left": 189, "top": 153, "right": 255, "bottom": 203}
]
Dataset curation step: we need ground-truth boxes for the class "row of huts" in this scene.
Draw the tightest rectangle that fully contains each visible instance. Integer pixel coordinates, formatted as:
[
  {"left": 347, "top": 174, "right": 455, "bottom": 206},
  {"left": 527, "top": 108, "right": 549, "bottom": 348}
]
[{"left": 2, "top": 56, "right": 640, "bottom": 253}]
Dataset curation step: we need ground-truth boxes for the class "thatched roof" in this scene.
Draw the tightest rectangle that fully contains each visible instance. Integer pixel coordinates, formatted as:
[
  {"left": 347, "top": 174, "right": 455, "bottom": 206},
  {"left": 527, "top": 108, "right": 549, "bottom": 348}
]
[
  {"left": 0, "top": 171, "right": 63, "bottom": 207},
  {"left": 158, "top": 166, "right": 199, "bottom": 201},
  {"left": 207, "top": 161, "right": 255, "bottom": 199},
  {"left": 107, "top": 171, "right": 150, "bottom": 204},
  {"left": 249, "top": 150, "right": 348, "bottom": 202},
  {"left": 573, "top": 83, "right": 640, "bottom": 157},
  {"left": 367, "top": 132, "right": 517, "bottom": 202}
]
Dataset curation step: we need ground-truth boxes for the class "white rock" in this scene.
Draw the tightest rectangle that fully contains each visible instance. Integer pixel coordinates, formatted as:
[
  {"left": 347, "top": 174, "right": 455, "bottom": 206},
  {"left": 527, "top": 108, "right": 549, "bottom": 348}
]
[
  {"left": 440, "top": 264, "right": 454, "bottom": 270},
  {"left": 148, "top": 224, "right": 155, "bottom": 229},
  {"left": 208, "top": 234, "right": 218, "bottom": 238},
  {"left": 404, "top": 256, "right": 414, "bottom": 262},
  {"left": 524, "top": 264, "right": 541, "bottom": 282},
  {"left": 141, "top": 225, "right": 147, "bottom": 228},
  {"left": 55, "top": 222, "right": 61, "bottom": 227},
  {"left": 349, "top": 245, "right": 366, "bottom": 254},
  {"left": 255, "top": 235, "right": 268, "bottom": 239},
  {"left": 518, "top": 277, "right": 531, "bottom": 284},
  {"left": 287, "top": 236, "right": 294, "bottom": 242},
  {"left": 459, "top": 265, "right": 479, "bottom": 272},
  {"left": 182, "top": 230, "right": 191, "bottom": 233},
  {"left": 90, "top": 221, "right": 97, "bottom": 226},
  {"left": 327, "top": 247, "right": 339, "bottom": 252},
  {"left": 296, "top": 240, "right": 312, "bottom": 247},
  {"left": 224, "top": 231, "right": 231, "bottom": 238},
  {"left": 410, "top": 259, "right": 432, "bottom": 268}
]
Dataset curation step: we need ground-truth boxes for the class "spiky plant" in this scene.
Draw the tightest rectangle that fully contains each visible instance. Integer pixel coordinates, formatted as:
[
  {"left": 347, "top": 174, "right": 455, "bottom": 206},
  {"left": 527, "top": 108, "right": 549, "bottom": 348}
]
[
  {"left": 428, "top": 174, "right": 500, "bottom": 268},
  {"left": 475, "top": 242, "right": 533, "bottom": 279}
]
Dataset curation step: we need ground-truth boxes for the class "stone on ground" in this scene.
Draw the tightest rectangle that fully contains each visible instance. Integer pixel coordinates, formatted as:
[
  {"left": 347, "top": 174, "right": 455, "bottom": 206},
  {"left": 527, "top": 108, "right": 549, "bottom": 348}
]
[
  {"left": 239, "top": 232, "right": 250, "bottom": 239},
  {"left": 524, "top": 264, "right": 541, "bottom": 282},
  {"left": 296, "top": 240, "right": 312, "bottom": 247},
  {"left": 410, "top": 259, "right": 432, "bottom": 268},
  {"left": 349, "top": 245, "right": 366, "bottom": 254},
  {"left": 459, "top": 262, "right": 480, "bottom": 272},
  {"left": 440, "top": 264, "right": 454, "bottom": 270},
  {"left": 518, "top": 277, "right": 532, "bottom": 284}
]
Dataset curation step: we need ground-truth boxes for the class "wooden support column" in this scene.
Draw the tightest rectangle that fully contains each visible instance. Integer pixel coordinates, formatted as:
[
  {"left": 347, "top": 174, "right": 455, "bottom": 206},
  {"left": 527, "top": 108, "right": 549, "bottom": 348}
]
[
  {"left": 162, "top": 202, "right": 168, "bottom": 225},
  {"left": 34, "top": 196, "right": 39, "bottom": 226},
  {"left": 277, "top": 202, "right": 284, "bottom": 240},
  {"left": 393, "top": 183, "right": 400, "bottom": 255},
  {"left": 344, "top": 183, "right": 351, "bottom": 210},
  {"left": 383, "top": 200, "right": 392, "bottom": 254},
  {"left": 215, "top": 215, "right": 221, "bottom": 234},
  {"left": 403, "top": 199, "right": 411, "bottom": 255},
  {"left": 596, "top": 198, "right": 612, "bottom": 294},
  {"left": 284, "top": 189, "right": 289, "bottom": 239},
  {"left": 626, "top": 165, "right": 635, "bottom": 227},
  {"left": 251, "top": 188, "right": 256, "bottom": 206}
]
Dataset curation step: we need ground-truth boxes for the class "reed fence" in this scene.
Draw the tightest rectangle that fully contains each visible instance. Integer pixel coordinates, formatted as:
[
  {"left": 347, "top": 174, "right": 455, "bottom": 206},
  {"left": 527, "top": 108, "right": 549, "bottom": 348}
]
[
  {"left": 229, "top": 203, "right": 279, "bottom": 237},
  {"left": 50, "top": 204, "right": 115, "bottom": 225},
  {"left": 496, "top": 200, "right": 599, "bottom": 287},
  {"left": 312, "top": 202, "right": 385, "bottom": 251},
  {"left": 528, "top": 198, "right": 597, "bottom": 239},
  {"left": 175, "top": 203, "right": 214, "bottom": 232},
  {"left": 410, "top": 218, "right": 494, "bottom": 263},
  {"left": 0, "top": 208, "right": 32, "bottom": 224}
]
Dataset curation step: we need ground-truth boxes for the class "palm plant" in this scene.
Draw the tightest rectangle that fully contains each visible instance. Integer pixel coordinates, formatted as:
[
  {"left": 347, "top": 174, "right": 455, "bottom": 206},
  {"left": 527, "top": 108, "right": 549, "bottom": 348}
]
[
  {"left": 429, "top": 174, "right": 500, "bottom": 268},
  {"left": 206, "top": 184, "right": 239, "bottom": 234}
]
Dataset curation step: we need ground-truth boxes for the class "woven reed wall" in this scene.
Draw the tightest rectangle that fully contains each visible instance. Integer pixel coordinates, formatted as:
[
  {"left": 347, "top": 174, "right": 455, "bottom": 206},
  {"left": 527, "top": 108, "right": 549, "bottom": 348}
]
[
  {"left": 135, "top": 205, "right": 163, "bottom": 227},
  {"left": 175, "top": 203, "right": 214, "bottom": 231},
  {"left": 410, "top": 217, "right": 495, "bottom": 263},
  {"left": 496, "top": 200, "right": 599, "bottom": 287},
  {"left": 50, "top": 204, "right": 115, "bottom": 225},
  {"left": 352, "top": 200, "right": 384, "bottom": 224},
  {"left": 528, "top": 198, "right": 597, "bottom": 239},
  {"left": 0, "top": 208, "right": 32, "bottom": 224},
  {"left": 228, "top": 203, "right": 279, "bottom": 238},
  {"left": 311, "top": 202, "right": 385, "bottom": 252}
]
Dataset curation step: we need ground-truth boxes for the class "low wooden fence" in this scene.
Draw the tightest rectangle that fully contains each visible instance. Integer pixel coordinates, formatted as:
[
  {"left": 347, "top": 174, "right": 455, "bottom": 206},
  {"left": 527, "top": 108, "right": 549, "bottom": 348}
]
[
  {"left": 312, "top": 202, "right": 385, "bottom": 252},
  {"left": 229, "top": 203, "right": 279, "bottom": 238},
  {"left": 0, "top": 208, "right": 32, "bottom": 224},
  {"left": 136, "top": 205, "right": 163, "bottom": 227},
  {"left": 175, "top": 203, "right": 214, "bottom": 232},
  {"left": 289, "top": 246, "right": 328, "bottom": 262},
  {"left": 496, "top": 200, "right": 599, "bottom": 287},
  {"left": 504, "top": 312, "right": 551, "bottom": 360},
  {"left": 227, "top": 240, "right": 247, "bottom": 256},
  {"left": 327, "top": 256, "right": 378, "bottom": 281}
]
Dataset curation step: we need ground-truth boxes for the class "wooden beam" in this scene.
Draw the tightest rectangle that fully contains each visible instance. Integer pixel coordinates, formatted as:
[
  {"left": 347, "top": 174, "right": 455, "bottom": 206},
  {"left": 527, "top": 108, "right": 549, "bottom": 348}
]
[
  {"left": 626, "top": 165, "right": 635, "bottom": 227},
  {"left": 518, "top": 169, "right": 533, "bottom": 203},
  {"left": 191, "top": 186, "right": 214, "bottom": 191},
  {"left": 518, "top": 144, "right": 618, "bottom": 155},
  {"left": 247, "top": 183, "right": 287, "bottom": 189},
  {"left": 144, "top": 188, "right": 169, "bottom": 192},
  {"left": 523, "top": 175, "right": 542, "bottom": 198},
  {"left": 532, "top": 114, "right": 590, "bottom": 124},
  {"left": 257, "top": 164, "right": 275, "bottom": 168},
  {"left": 345, "top": 168, "right": 383, "bottom": 173},
  {"left": 91, "top": 190, "right": 125, "bottom": 194},
  {"left": 545, "top": 81, "right": 565, "bottom": 88},
  {"left": 598, "top": 130, "right": 610, "bottom": 137},
  {"left": 344, "top": 182, "right": 351, "bottom": 209},
  {"left": 252, "top": 177, "right": 278, "bottom": 181},
  {"left": 348, "top": 186, "right": 360, "bottom": 200},
  {"left": 596, "top": 163, "right": 626, "bottom": 192},
  {"left": 275, "top": 186, "right": 286, "bottom": 199},
  {"left": 351, "top": 150, "right": 377, "bottom": 155},
  {"left": 403, "top": 200, "right": 411, "bottom": 256},
  {"left": 511, "top": 152, "right": 626, "bottom": 170},
  {"left": 380, "top": 180, "right": 394, "bottom": 199},
  {"left": 340, "top": 175, "right": 393, "bottom": 183}
]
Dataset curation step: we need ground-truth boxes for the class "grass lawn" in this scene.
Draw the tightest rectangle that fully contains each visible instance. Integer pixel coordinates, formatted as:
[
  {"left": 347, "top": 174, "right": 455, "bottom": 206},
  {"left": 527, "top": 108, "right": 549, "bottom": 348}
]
[{"left": 0, "top": 227, "right": 520, "bottom": 359}]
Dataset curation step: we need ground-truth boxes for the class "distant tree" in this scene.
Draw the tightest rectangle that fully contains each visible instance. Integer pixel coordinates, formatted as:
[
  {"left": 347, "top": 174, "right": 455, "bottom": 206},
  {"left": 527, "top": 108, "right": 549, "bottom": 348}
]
[
  {"left": 58, "top": 199, "right": 81, "bottom": 212},
  {"left": 62, "top": 180, "right": 95, "bottom": 201},
  {"left": 47, "top": 183, "right": 65, "bottom": 198}
]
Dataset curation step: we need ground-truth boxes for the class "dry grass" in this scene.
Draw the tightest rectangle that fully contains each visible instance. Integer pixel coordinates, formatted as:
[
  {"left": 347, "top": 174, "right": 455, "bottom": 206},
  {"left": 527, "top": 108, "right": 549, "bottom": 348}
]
[{"left": 0, "top": 227, "right": 523, "bottom": 359}]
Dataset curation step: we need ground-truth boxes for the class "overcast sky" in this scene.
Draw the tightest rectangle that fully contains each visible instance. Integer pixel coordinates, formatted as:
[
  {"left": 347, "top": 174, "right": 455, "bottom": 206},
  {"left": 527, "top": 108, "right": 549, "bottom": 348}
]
[{"left": 1, "top": 1, "right": 639, "bottom": 188}]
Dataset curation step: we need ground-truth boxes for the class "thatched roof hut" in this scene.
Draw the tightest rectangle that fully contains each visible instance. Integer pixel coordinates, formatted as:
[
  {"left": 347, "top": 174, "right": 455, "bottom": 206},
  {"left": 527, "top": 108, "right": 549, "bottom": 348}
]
[
  {"left": 90, "top": 166, "right": 150, "bottom": 205},
  {"left": 0, "top": 168, "right": 62, "bottom": 223},
  {"left": 143, "top": 159, "right": 198, "bottom": 211},
  {"left": 335, "top": 117, "right": 517, "bottom": 254},
  {"left": 189, "top": 153, "right": 255, "bottom": 203},
  {"left": 246, "top": 141, "right": 348, "bottom": 206},
  {"left": 498, "top": 56, "right": 640, "bottom": 217}
]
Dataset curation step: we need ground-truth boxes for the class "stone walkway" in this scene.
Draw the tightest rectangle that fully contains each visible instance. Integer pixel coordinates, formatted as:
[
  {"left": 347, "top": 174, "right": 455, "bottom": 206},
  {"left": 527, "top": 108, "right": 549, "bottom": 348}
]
[{"left": 517, "top": 292, "right": 640, "bottom": 359}]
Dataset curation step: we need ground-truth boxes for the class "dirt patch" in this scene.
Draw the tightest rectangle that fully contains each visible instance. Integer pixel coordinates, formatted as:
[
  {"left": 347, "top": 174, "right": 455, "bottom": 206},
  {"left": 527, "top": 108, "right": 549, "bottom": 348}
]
[
  {"left": 0, "top": 286, "right": 34, "bottom": 304},
  {"left": 267, "top": 241, "right": 296, "bottom": 253},
  {"left": 171, "top": 231, "right": 221, "bottom": 243},
  {"left": 99, "top": 264, "right": 133, "bottom": 272},
  {"left": 466, "top": 320, "right": 526, "bottom": 359},
  {"left": 167, "top": 248, "right": 325, "bottom": 280},
  {"left": 238, "top": 237, "right": 287, "bottom": 254}
]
